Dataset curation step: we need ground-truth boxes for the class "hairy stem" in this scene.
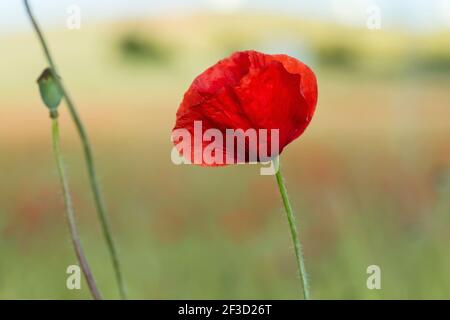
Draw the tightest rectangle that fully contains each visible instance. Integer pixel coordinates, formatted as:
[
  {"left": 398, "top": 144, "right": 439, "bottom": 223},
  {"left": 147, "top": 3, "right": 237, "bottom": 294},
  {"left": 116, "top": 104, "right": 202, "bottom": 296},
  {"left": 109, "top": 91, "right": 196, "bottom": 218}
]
[
  {"left": 274, "top": 157, "right": 310, "bottom": 299},
  {"left": 52, "top": 117, "right": 102, "bottom": 300},
  {"left": 24, "top": 0, "right": 127, "bottom": 299}
]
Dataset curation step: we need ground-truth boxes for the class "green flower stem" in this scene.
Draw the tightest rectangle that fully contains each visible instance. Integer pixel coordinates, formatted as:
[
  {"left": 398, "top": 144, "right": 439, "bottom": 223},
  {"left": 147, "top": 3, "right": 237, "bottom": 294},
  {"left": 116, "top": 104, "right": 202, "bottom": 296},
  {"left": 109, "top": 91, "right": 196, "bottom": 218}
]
[
  {"left": 52, "top": 117, "right": 102, "bottom": 300},
  {"left": 24, "top": 0, "right": 127, "bottom": 299},
  {"left": 274, "top": 157, "right": 310, "bottom": 299}
]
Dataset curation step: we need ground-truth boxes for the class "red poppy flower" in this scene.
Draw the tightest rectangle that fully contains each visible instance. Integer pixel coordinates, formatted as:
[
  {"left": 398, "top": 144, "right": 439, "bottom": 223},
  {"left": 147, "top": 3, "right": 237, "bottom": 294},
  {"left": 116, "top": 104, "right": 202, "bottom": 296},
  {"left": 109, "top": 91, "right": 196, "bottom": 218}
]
[{"left": 172, "top": 50, "right": 318, "bottom": 166}]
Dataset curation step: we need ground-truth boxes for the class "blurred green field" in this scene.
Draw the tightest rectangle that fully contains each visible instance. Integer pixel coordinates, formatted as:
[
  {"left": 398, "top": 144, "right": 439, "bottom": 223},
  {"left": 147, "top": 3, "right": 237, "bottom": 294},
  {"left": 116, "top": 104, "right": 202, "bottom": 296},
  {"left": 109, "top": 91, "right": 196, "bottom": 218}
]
[{"left": 1, "top": 13, "right": 450, "bottom": 299}]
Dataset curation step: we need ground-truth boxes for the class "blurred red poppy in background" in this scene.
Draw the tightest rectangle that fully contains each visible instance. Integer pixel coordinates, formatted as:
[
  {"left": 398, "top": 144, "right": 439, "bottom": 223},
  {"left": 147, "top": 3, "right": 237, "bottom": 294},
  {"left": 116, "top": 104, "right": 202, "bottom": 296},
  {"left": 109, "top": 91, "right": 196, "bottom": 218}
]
[{"left": 173, "top": 50, "right": 318, "bottom": 165}]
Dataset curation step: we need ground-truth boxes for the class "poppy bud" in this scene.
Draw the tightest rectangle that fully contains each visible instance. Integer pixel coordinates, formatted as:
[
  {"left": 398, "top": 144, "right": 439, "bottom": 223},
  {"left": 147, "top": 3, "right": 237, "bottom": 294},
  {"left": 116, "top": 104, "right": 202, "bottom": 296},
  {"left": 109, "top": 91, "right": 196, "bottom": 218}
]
[{"left": 37, "top": 68, "right": 63, "bottom": 118}]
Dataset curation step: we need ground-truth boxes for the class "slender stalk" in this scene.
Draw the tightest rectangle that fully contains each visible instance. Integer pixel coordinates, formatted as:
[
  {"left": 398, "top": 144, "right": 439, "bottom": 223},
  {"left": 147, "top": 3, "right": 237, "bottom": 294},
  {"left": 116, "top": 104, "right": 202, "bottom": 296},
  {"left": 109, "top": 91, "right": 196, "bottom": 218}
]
[
  {"left": 274, "top": 157, "right": 310, "bottom": 299},
  {"left": 24, "top": 0, "right": 127, "bottom": 299},
  {"left": 52, "top": 117, "right": 102, "bottom": 300}
]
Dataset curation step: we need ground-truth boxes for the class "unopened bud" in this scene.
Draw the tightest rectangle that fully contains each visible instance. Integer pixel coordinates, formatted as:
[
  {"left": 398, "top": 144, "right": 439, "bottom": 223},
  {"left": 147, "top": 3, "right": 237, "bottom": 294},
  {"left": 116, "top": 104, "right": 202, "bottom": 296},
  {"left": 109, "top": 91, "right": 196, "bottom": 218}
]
[{"left": 37, "top": 68, "right": 62, "bottom": 118}]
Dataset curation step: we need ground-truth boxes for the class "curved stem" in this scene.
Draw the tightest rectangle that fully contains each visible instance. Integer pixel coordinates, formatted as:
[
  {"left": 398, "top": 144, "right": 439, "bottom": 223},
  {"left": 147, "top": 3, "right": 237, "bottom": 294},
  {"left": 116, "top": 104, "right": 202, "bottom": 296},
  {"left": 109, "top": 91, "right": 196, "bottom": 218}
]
[
  {"left": 52, "top": 117, "right": 102, "bottom": 300},
  {"left": 24, "top": 0, "right": 127, "bottom": 299},
  {"left": 274, "top": 157, "right": 310, "bottom": 299}
]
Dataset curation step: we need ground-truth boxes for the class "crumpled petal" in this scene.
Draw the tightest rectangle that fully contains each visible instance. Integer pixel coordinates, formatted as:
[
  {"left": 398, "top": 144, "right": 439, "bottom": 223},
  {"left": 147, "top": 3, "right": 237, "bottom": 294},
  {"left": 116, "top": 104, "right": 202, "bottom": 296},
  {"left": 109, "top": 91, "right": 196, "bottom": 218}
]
[{"left": 173, "top": 50, "right": 318, "bottom": 166}]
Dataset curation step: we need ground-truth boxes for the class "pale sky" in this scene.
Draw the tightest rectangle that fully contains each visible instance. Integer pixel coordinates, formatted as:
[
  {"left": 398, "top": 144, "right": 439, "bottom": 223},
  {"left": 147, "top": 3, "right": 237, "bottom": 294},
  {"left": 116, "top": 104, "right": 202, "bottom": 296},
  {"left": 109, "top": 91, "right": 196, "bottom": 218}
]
[{"left": 1, "top": 0, "right": 450, "bottom": 35}]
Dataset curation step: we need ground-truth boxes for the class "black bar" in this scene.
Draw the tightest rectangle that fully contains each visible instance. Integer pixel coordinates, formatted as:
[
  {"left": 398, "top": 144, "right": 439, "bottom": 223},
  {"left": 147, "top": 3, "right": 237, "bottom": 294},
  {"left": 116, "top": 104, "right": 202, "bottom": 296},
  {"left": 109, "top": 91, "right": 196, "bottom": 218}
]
[{"left": 1, "top": 300, "right": 446, "bottom": 318}]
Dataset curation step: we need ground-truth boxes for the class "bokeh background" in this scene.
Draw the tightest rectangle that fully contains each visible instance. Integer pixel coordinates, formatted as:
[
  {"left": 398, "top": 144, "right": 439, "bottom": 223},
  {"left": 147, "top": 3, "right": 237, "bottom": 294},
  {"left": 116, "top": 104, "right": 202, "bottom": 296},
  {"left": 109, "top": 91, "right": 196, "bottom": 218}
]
[{"left": 1, "top": 0, "right": 450, "bottom": 299}]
